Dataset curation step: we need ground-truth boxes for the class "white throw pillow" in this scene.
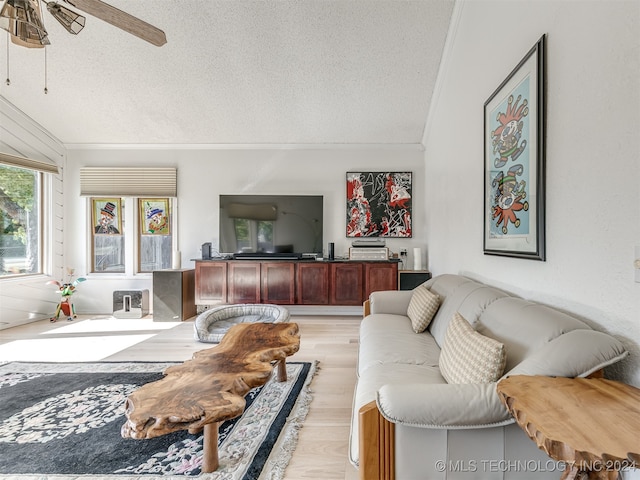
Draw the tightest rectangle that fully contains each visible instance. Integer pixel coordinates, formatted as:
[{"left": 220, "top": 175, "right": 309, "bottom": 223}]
[
  {"left": 439, "top": 312, "right": 506, "bottom": 384},
  {"left": 407, "top": 285, "right": 441, "bottom": 333}
]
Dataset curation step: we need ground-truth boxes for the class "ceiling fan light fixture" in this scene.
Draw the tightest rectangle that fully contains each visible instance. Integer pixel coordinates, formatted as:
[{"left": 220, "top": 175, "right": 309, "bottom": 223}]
[
  {"left": 0, "top": 0, "right": 49, "bottom": 46},
  {"left": 11, "top": 21, "right": 49, "bottom": 47},
  {"left": 46, "top": 2, "right": 84, "bottom": 34}
]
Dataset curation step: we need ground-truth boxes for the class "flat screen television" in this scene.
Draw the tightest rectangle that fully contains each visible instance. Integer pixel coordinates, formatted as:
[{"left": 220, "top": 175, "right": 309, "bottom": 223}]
[{"left": 219, "top": 194, "right": 323, "bottom": 259}]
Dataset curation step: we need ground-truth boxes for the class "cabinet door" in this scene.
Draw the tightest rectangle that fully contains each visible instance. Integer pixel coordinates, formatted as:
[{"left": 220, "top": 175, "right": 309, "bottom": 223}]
[
  {"left": 228, "top": 262, "right": 261, "bottom": 304},
  {"left": 195, "top": 262, "right": 227, "bottom": 305},
  {"left": 364, "top": 262, "right": 398, "bottom": 298},
  {"left": 262, "top": 262, "right": 295, "bottom": 304},
  {"left": 330, "top": 262, "right": 364, "bottom": 305},
  {"left": 296, "top": 262, "right": 329, "bottom": 304}
]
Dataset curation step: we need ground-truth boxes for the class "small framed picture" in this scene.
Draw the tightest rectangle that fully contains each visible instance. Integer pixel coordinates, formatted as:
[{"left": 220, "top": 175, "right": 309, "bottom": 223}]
[
  {"left": 92, "top": 198, "right": 122, "bottom": 235},
  {"left": 139, "top": 198, "right": 170, "bottom": 235}
]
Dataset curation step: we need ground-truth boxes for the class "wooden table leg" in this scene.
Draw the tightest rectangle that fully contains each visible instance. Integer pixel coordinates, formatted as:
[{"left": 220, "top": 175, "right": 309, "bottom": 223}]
[
  {"left": 561, "top": 464, "right": 620, "bottom": 480},
  {"left": 586, "top": 470, "right": 619, "bottom": 480},
  {"left": 276, "top": 359, "right": 287, "bottom": 382},
  {"left": 202, "top": 422, "right": 219, "bottom": 473},
  {"left": 560, "top": 465, "right": 582, "bottom": 480}
]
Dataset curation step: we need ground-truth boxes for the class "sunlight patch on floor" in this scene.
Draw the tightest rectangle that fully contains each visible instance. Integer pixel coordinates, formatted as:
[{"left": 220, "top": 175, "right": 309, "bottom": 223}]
[
  {"left": 0, "top": 335, "right": 156, "bottom": 362},
  {"left": 41, "top": 318, "right": 181, "bottom": 335}
]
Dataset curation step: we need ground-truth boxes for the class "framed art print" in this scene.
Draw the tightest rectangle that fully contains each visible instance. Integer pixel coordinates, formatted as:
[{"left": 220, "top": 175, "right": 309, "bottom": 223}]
[
  {"left": 346, "top": 171, "right": 412, "bottom": 237},
  {"left": 140, "top": 198, "right": 170, "bottom": 235},
  {"left": 92, "top": 198, "right": 122, "bottom": 235},
  {"left": 484, "top": 35, "right": 546, "bottom": 260}
]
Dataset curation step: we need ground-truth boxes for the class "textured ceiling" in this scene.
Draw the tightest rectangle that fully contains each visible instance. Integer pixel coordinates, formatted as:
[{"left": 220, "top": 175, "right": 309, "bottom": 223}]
[{"left": 0, "top": 0, "right": 454, "bottom": 145}]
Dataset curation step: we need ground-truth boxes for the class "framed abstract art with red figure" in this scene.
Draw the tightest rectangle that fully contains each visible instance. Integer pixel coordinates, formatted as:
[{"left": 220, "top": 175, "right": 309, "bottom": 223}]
[{"left": 346, "top": 171, "right": 412, "bottom": 238}]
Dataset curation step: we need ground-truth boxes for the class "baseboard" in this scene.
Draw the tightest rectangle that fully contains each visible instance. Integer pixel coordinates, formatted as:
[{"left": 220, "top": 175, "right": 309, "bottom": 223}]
[{"left": 285, "top": 305, "right": 362, "bottom": 316}]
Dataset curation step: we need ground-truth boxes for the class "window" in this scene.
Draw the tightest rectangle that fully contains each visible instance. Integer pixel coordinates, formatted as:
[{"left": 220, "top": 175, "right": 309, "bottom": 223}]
[
  {"left": 139, "top": 234, "right": 172, "bottom": 272},
  {"left": 233, "top": 218, "right": 274, "bottom": 253},
  {"left": 0, "top": 165, "right": 41, "bottom": 276},
  {"left": 257, "top": 221, "right": 274, "bottom": 252},
  {"left": 90, "top": 196, "right": 173, "bottom": 273}
]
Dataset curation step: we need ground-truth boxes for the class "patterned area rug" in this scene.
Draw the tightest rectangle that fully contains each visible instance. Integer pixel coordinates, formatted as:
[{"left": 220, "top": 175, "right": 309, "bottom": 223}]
[{"left": 0, "top": 361, "right": 316, "bottom": 479}]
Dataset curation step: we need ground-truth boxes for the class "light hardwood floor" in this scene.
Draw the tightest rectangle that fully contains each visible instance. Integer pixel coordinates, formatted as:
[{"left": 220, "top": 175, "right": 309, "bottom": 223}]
[{"left": 0, "top": 314, "right": 361, "bottom": 480}]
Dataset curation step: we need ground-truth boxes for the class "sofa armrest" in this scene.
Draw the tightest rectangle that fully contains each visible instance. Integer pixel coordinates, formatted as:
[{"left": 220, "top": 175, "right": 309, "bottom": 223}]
[
  {"left": 369, "top": 290, "right": 414, "bottom": 316},
  {"left": 376, "top": 382, "right": 513, "bottom": 429}
]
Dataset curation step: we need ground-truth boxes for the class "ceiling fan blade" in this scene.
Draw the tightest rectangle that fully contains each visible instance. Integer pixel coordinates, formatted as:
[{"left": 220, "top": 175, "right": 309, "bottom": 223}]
[{"left": 62, "top": 0, "right": 166, "bottom": 46}]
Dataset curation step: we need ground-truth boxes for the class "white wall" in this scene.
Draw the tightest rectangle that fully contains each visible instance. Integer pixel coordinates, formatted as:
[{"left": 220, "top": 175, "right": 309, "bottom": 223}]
[
  {"left": 61, "top": 146, "right": 426, "bottom": 315},
  {"left": 0, "top": 98, "right": 66, "bottom": 328},
  {"left": 423, "top": 0, "right": 640, "bottom": 386}
]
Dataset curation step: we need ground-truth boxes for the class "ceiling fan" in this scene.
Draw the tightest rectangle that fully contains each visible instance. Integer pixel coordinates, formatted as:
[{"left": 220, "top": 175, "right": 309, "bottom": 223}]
[{"left": 0, "top": 0, "right": 166, "bottom": 48}]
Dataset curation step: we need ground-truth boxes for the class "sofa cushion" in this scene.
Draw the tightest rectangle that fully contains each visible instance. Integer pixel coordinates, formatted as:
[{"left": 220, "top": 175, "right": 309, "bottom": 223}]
[
  {"left": 476, "top": 297, "right": 591, "bottom": 372},
  {"left": 440, "top": 312, "right": 506, "bottom": 384},
  {"left": 407, "top": 285, "right": 441, "bottom": 333},
  {"left": 358, "top": 313, "right": 441, "bottom": 376},
  {"left": 427, "top": 276, "right": 508, "bottom": 348}
]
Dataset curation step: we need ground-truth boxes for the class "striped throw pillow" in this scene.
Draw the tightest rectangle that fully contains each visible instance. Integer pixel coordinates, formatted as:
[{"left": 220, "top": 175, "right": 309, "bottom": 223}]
[
  {"left": 407, "top": 285, "right": 441, "bottom": 333},
  {"left": 439, "top": 312, "right": 506, "bottom": 384}
]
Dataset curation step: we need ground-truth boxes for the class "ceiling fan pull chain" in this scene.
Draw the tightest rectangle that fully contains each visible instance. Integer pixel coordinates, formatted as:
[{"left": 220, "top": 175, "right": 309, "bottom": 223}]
[
  {"left": 43, "top": 46, "right": 48, "bottom": 94},
  {"left": 5, "top": 33, "right": 9, "bottom": 86}
]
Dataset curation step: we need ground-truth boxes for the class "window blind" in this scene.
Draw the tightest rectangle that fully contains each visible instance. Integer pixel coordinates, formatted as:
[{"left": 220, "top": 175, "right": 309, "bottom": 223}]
[
  {"left": 225, "top": 202, "right": 278, "bottom": 220},
  {"left": 0, "top": 151, "right": 60, "bottom": 174},
  {"left": 80, "top": 167, "right": 177, "bottom": 197}
]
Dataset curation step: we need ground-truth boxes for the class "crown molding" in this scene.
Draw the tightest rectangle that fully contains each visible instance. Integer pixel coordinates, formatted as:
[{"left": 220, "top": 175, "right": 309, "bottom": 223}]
[{"left": 63, "top": 142, "right": 425, "bottom": 151}]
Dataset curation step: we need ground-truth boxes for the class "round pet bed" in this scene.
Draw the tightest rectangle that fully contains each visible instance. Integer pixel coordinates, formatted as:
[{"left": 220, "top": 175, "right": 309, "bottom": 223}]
[{"left": 194, "top": 303, "right": 290, "bottom": 343}]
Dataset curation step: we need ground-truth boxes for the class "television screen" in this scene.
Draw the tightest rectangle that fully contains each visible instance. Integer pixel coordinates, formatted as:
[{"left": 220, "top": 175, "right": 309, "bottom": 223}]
[{"left": 219, "top": 195, "right": 323, "bottom": 258}]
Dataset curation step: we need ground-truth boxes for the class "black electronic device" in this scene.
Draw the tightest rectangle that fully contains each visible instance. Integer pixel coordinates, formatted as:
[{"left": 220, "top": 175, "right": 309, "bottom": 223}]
[
  {"left": 201, "top": 242, "right": 212, "bottom": 259},
  {"left": 328, "top": 242, "right": 335, "bottom": 260},
  {"left": 399, "top": 271, "right": 432, "bottom": 290},
  {"left": 233, "top": 252, "right": 302, "bottom": 260},
  {"left": 219, "top": 194, "right": 323, "bottom": 258}
]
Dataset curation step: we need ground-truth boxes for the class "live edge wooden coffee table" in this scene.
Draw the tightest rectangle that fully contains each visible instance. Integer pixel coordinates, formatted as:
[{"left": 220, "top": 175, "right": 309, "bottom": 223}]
[
  {"left": 497, "top": 375, "right": 640, "bottom": 480},
  {"left": 121, "top": 322, "right": 300, "bottom": 473}
]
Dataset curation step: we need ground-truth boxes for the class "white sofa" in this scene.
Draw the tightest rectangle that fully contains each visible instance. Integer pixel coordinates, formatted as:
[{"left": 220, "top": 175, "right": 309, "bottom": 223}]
[{"left": 350, "top": 274, "right": 629, "bottom": 480}]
